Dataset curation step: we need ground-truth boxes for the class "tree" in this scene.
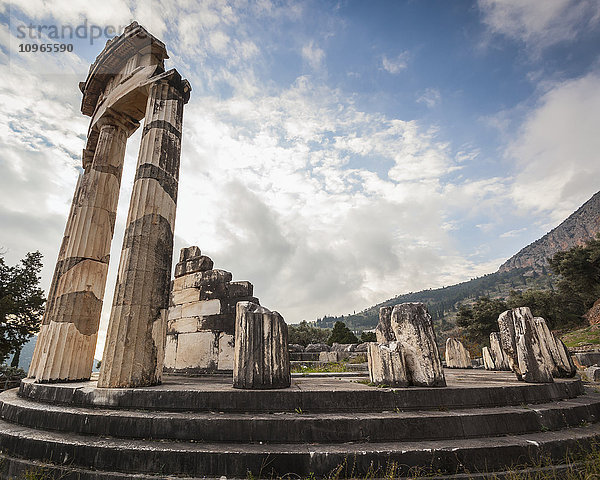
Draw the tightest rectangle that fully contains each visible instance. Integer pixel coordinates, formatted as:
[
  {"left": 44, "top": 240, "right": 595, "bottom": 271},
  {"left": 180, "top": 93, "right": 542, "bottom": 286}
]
[
  {"left": 506, "top": 288, "right": 582, "bottom": 329},
  {"left": 456, "top": 297, "right": 507, "bottom": 345},
  {"left": 549, "top": 235, "right": 600, "bottom": 312},
  {"left": 0, "top": 251, "right": 45, "bottom": 366},
  {"left": 287, "top": 321, "right": 330, "bottom": 346},
  {"left": 327, "top": 321, "right": 358, "bottom": 345},
  {"left": 360, "top": 331, "right": 376, "bottom": 343},
  {"left": 503, "top": 236, "right": 600, "bottom": 330}
]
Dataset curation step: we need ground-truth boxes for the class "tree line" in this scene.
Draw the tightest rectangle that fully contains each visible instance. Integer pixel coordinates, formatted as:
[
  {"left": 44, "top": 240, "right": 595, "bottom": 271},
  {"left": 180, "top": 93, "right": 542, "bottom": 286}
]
[
  {"left": 288, "top": 320, "right": 376, "bottom": 346},
  {"left": 457, "top": 235, "right": 600, "bottom": 345}
]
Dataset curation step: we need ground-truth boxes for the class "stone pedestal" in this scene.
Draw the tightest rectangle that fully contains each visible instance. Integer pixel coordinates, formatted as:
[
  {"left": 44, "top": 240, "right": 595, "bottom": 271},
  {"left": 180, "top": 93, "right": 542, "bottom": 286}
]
[
  {"left": 367, "top": 342, "right": 409, "bottom": 387},
  {"left": 233, "top": 301, "right": 290, "bottom": 389},
  {"left": 498, "top": 307, "right": 553, "bottom": 383},
  {"left": 445, "top": 338, "right": 471, "bottom": 369},
  {"left": 29, "top": 116, "right": 136, "bottom": 382},
  {"left": 98, "top": 77, "right": 188, "bottom": 388},
  {"left": 373, "top": 303, "right": 445, "bottom": 387},
  {"left": 164, "top": 246, "right": 259, "bottom": 374}
]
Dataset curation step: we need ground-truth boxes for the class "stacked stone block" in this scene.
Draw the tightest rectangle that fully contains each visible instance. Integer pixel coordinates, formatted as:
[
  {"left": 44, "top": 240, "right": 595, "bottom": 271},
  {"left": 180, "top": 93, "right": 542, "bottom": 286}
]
[{"left": 164, "top": 247, "right": 259, "bottom": 374}]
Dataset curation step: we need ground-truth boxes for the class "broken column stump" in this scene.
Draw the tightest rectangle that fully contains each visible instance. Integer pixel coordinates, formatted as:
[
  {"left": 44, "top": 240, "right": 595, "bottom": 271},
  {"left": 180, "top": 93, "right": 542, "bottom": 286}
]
[
  {"left": 372, "top": 302, "right": 446, "bottom": 387},
  {"left": 445, "top": 338, "right": 472, "bottom": 368},
  {"left": 233, "top": 301, "right": 291, "bottom": 389},
  {"left": 533, "top": 317, "right": 576, "bottom": 378},
  {"left": 489, "top": 332, "right": 511, "bottom": 371},
  {"left": 498, "top": 307, "right": 553, "bottom": 383},
  {"left": 482, "top": 346, "right": 495, "bottom": 370},
  {"left": 367, "top": 342, "right": 409, "bottom": 387}
]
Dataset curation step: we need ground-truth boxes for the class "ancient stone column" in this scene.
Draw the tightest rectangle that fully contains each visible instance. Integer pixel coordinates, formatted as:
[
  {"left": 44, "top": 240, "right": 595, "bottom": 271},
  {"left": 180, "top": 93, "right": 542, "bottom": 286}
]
[
  {"left": 367, "top": 342, "right": 410, "bottom": 387},
  {"left": 29, "top": 115, "right": 136, "bottom": 382},
  {"left": 533, "top": 317, "right": 576, "bottom": 378},
  {"left": 98, "top": 77, "right": 188, "bottom": 388},
  {"left": 482, "top": 346, "right": 495, "bottom": 370},
  {"left": 489, "top": 332, "right": 510, "bottom": 371},
  {"left": 445, "top": 337, "right": 471, "bottom": 369},
  {"left": 498, "top": 307, "right": 553, "bottom": 383},
  {"left": 376, "top": 303, "right": 446, "bottom": 387},
  {"left": 233, "top": 301, "right": 291, "bottom": 389}
]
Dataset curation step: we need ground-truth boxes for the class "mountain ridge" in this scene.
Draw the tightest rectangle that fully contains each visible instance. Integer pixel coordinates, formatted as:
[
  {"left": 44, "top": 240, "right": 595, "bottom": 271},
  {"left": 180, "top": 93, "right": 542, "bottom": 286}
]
[
  {"left": 499, "top": 191, "right": 600, "bottom": 273},
  {"left": 316, "top": 190, "right": 600, "bottom": 331}
]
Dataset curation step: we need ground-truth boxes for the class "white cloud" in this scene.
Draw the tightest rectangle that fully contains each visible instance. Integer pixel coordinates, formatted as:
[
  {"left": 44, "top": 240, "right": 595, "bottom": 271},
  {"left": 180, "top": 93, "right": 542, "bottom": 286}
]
[
  {"left": 2, "top": 0, "right": 564, "bottom": 362},
  {"left": 417, "top": 88, "right": 441, "bottom": 108},
  {"left": 301, "top": 41, "right": 325, "bottom": 70},
  {"left": 500, "top": 228, "right": 527, "bottom": 239},
  {"left": 507, "top": 71, "right": 600, "bottom": 222},
  {"left": 478, "top": 0, "right": 600, "bottom": 50},
  {"left": 381, "top": 52, "right": 409, "bottom": 74}
]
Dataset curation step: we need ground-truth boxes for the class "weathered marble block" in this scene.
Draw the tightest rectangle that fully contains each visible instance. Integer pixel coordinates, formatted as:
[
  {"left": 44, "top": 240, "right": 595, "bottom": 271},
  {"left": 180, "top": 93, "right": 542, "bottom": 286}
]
[
  {"left": 445, "top": 338, "right": 471, "bottom": 369},
  {"left": 373, "top": 303, "right": 446, "bottom": 387},
  {"left": 498, "top": 307, "right": 553, "bottom": 383},
  {"left": 319, "top": 351, "right": 340, "bottom": 362},
  {"left": 233, "top": 302, "right": 291, "bottom": 389},
  {"left": 585, "top": 366, "right": 600, "bottom": 383},
  {"left": 180, "top": 246, "right": 201, "bottom": 262},
  {"left": 482, "top": 346, "right": 495, "bottom": 370},
  {"left": 305, "top": 343, "right": 330, "bottom": 352},
  {"left": 489, "top": 332, "right": 511, "bottom": 371},
  {"left": 367, "top": 342, "right": 409, "bottom": 387},
  {"left": 164, "top": 247, "right": 258, "bottom": 375},
  {"left": 174, "top": 256, "right": 214, "bottom": 278},
  {"left": 533, "top": 317, "right": 576, "bottom": 378}
]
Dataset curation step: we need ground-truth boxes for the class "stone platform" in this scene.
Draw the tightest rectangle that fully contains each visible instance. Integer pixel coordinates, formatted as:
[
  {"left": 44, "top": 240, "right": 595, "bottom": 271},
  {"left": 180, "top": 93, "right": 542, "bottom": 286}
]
[{"left": 1, "top": 370, "right": 600, "bottom": 478}]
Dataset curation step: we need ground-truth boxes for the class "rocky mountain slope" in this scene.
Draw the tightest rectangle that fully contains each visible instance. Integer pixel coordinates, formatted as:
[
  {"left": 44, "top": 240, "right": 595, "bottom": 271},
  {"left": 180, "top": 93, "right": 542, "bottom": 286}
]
[{"left": 499, "top": 191, "right": 600, "bottom": 273}]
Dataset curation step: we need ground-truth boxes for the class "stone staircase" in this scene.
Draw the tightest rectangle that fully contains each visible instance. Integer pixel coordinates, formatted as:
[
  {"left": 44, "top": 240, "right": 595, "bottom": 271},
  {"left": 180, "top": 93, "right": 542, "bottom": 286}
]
[{"left": 1, "top": 371, "right": 600, "bottom": 479}]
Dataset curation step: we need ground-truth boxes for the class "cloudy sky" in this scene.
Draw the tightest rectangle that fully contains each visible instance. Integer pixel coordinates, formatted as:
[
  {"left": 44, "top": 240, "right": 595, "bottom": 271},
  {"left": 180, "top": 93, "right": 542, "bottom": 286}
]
[{"left": 1, "top": 0, "right": 600, "bottom": 357}]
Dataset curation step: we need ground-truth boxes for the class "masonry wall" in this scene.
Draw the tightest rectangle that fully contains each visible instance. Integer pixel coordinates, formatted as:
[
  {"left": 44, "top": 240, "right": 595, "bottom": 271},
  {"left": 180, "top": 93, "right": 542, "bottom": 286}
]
[{"left": 164, "top": 246, "right": 259, "bottom": 374}]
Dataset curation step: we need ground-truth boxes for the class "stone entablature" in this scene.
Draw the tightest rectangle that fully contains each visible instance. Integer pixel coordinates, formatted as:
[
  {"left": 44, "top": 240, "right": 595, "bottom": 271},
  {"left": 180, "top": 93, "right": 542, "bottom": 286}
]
[{"left": 164, "top": 247, "right": 259, "bottom": 374}]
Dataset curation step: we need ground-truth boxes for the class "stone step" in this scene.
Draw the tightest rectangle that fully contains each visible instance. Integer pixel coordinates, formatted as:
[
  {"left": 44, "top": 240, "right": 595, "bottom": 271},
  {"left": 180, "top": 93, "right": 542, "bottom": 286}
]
[
  {"left": 17, "top": 374, "right": 584, "bottom": 413},
  {"left": 2, "top": 389, "right": 600, "bottom": 444},
  {"left": 1, "top": 416, "right": 600, "bottom": 477}
]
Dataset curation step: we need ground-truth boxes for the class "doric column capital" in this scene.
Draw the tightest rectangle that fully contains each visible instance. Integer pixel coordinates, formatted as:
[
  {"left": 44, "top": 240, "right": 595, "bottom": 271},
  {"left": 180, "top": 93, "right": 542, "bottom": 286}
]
[
  {"left": 147, "top": 68, "right": 192, "bottom": 104},
  {"left": 96, "top": 110, "right": 140, "bottom": 136}
]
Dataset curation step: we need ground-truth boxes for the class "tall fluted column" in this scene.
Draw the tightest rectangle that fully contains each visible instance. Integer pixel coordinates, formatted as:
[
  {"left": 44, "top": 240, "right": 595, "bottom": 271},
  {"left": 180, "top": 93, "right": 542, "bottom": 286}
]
[
  {"left": 98, "top": 77, "right": 188, "bottom": 388},
  {"left": 29, "top": 114, "right": 137, "bottom": 382}
]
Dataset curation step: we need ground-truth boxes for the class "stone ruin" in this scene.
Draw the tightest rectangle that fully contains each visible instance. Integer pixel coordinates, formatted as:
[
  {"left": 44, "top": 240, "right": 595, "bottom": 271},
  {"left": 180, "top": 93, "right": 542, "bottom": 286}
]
[
  {"left": 25, "top": 22, "right": 291, "bottom": 391},
  {"left": 233, "top": 302, "right": 291, "bottom": 389},
  {"left": 498, "top": 307, "right": 576, "bottom": 383},
  {"left": 368, "top": 302, "right": 446, "bottom": 387},
  {"left": 533, "top": 316, "right": 576, "bottom": 378},
  {"left": 28, "top": 22, "right": 191, "bottom": 387},
  {"left": 164, "top": 246, "right": 258, "bottom": 374},
  {"left": 483, "top": 332, "right": 511, "bottom": 371},
  {"left": 444, "top": 337, "right": 471, "bottom": 368}
]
